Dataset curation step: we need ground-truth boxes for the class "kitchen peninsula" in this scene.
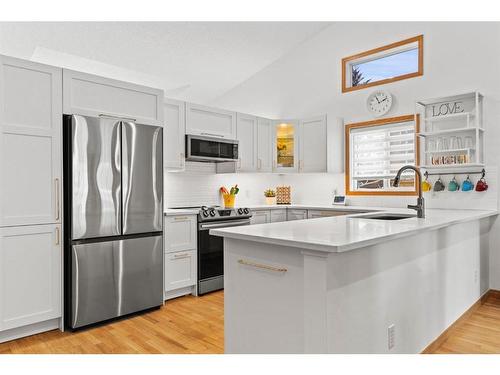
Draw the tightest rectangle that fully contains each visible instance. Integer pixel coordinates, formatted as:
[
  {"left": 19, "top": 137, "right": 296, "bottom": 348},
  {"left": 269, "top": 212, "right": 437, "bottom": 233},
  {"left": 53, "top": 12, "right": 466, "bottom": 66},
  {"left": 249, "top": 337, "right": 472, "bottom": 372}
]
[{"left": 211, "top": 208, "right": 498, "bottom": 354}]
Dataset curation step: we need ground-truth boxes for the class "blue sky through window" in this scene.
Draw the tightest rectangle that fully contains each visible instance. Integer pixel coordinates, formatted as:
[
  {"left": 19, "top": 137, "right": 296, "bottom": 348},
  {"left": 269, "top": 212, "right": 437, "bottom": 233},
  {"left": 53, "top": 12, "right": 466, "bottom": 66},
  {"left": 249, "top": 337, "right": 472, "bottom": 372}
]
[{"left": 352, "top": 48, "right": 419, "bottom": 85}]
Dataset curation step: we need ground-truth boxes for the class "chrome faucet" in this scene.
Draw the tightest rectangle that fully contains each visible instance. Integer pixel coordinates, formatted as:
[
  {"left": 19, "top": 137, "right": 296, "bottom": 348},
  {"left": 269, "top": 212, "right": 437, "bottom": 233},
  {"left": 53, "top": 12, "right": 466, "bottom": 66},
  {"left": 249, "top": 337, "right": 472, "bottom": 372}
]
[{"left": 393, "top": 165, "right": 425, "bottom": 218}]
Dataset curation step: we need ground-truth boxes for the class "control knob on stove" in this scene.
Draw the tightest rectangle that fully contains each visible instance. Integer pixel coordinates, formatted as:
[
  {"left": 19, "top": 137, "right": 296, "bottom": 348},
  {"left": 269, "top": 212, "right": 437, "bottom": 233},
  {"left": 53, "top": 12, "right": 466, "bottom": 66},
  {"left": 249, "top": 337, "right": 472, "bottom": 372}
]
[
  {"left": 237, "top": 208, "right": 244, "bottom": 215},
  {"left": 243, "top": 208, "right": 250, "bottom": 215},
  {"left": 209, "top": 209, "right": 216, "bottom": 217},
  {"left": 202, "top": 210, "right": 209, "bottom": 218}
]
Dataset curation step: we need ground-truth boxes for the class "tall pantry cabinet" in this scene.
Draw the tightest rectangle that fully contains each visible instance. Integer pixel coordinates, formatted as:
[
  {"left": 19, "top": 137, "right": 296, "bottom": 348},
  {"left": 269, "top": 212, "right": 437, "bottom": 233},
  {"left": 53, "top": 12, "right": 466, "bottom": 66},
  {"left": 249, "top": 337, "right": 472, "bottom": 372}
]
[{"left": 0, "top": 55, "right": 62, "bottom": 342}]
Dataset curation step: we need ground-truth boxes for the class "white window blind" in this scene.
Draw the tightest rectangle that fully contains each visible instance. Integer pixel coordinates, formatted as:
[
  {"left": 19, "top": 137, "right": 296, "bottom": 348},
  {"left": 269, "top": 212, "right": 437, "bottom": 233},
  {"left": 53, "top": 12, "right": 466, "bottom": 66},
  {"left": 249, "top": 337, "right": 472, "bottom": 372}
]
[{"left": 350, "top": 120, "right": 416, "bottom": 191}]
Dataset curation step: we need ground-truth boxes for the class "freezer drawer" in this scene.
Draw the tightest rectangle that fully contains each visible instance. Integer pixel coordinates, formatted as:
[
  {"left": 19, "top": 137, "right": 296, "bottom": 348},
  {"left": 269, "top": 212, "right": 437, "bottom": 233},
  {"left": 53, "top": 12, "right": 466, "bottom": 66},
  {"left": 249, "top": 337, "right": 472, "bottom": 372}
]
[
  {"left": 122, "top": 122, "right": 163, "bottom": 234},
  {"left": 70, "top": 235, "right": 163, "bottom": 328},
  {"left": 71, "top": 115, "right": 122, "bottom": 239}
]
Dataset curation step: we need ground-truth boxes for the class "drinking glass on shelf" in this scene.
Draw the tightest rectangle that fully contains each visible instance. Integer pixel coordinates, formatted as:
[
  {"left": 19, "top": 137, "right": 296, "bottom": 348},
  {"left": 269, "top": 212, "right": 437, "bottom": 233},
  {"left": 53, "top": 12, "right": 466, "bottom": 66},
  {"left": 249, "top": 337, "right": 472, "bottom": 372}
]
[
  {"left": 427, "top": 139, "right": 436, "bottom": 152},
  {"left": 450, "top": 136, "right": 463, "bottom": 150},
  {"left": 437, "top": 137, "right": 449, "bottom": 151},
  {"left": 464, "top": 136, "right": 474, "bottom": 149}
]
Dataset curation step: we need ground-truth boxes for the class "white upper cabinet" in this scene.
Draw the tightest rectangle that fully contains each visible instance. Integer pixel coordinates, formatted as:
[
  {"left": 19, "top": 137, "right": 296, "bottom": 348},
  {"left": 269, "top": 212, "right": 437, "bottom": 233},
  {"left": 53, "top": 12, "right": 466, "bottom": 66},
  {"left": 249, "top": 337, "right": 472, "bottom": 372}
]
[
  {"left": 185, "top": 103, "right": 236, "bottom": 139},
  {"left": 0, "top": 224, "right": 61, "bottom": 331},
  {"left": 273, "top": 120, "right": 299, "bottom": 173},
  {"left": 164, "top": 98, "right": 186, "bottom": 171},
  {"left": 63, "top": 70, "right": 164, "bottom": 126},
  {"left": 299, "top": 115, "right": 327, "bottom": 173},
  {"left": 236, "top": 113, "right": 258, "bottom": 172},
  {"left": 0, "top": 56, "right": 62, "bottom": 227},
  {"left": 257, "top": 118, "right": 273, "bottom": 172}
]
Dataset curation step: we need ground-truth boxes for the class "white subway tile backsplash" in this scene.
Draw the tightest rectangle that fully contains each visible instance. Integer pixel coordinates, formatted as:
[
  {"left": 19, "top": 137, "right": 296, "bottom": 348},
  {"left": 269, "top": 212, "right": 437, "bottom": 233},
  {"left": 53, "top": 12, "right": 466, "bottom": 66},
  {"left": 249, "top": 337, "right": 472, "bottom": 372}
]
[{"left": 165, "top": 162, "right": 498, "bottom": 211}]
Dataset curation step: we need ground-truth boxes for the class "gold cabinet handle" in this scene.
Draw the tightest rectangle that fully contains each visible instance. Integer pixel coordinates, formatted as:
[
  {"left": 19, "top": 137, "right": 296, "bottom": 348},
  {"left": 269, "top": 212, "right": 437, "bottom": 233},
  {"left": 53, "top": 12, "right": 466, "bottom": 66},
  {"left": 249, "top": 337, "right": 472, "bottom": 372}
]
[
  {"left": 238, "top": 259, "right": 287, "bottom": 273},
  {"left": 257, "top": 158, "right": 262, "bottom": 170},
  {"left": 55, "top": 178, "right": 60, "bottom": 221},
  {"left": 180, "top": 152, "right": 185, "bottom": 167},
  {"left": 55, "top": 227, "right": 60, "bottom": 245},
  {"left": 174, "top": 216, "right": 189, "bottom": 221}
]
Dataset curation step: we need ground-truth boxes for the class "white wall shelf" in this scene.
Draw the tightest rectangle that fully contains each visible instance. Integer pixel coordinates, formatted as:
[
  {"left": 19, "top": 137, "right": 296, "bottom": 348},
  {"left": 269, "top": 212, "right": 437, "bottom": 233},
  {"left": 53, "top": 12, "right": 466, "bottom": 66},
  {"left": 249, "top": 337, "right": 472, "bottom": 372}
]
[{"left": 416, "top": 91, "right": 484, "bottom": 170}]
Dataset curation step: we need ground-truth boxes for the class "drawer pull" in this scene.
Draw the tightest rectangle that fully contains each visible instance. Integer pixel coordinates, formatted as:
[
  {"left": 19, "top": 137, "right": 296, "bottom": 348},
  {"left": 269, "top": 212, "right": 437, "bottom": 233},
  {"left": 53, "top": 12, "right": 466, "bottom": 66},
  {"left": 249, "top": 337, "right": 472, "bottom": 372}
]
[
  {"left": 174, "top": 216, "right": 189, "bottom": 221},
  {"left": 238, "top": 259, "right": 287, "bottom": 273},
  {"left": 174, "top": 253, "right": 191, "bottom": 259}
]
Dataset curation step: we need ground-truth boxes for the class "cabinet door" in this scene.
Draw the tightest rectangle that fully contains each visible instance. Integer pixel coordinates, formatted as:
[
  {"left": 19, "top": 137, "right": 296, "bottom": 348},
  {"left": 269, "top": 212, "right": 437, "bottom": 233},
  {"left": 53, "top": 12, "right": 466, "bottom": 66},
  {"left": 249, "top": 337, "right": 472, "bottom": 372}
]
[
  {"left": 185, "top": 103, "right": 236, "bottom": 139},
  {"left": 273, "top": 120, "right": 299, "bottom": 173},
  {"left": 164, "top": 215, "right": 197, "bottom": 253},
  {"left": 164, "top": 98, "right": 186, "bottom": 170},
  {"left": 270, "top": 209, "right": 287, "bottom": 223},
  {"left": 287, "top": 209, "right": 308, "bottom": 221},
  {"left": 0, "top": 224, "right": 61, "bottom": 331},
  {"left": 307, "top": 210, "right": 348, "bottom": 219},
  {"left": 250, "top": 210, "right": 271, "bottom": 225},
  {"left": 236, "top": 113, "right": 258, "bottom": 172},
  {"left": 164, "top": 250, "right": 197, "bottom": 292},
  {"left": 257, "top": 118, "right": 273, "bottom": 172},
  {"left": 63, "top": 69, "right": 164, "bottom": 126},
  {"left": 0, "top": 56, "right": 62, "bottom": 227},
  {"left": 299, "top": 115, "right": 327, "bottom": 173}
]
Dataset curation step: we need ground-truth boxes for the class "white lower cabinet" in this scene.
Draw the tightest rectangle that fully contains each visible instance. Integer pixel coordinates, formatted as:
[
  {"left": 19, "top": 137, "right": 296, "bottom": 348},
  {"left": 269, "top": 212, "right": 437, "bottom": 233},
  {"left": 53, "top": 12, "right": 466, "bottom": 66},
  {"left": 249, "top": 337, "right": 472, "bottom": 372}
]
[
  {"left": 270, "top": 209, "right": 287, "bottom": 223},
  {"left": 164, "top": 250, "right": 197, "bottom": 298},
  {"left": 164, "top": 214, "right": 198, "bottom": 300},
  {"left": 0, "top": 224, "right": 61, "bottom": 335},
  {"left": 164, "top": 215, "right": 197, "bottom": 253},
  {"left": 250, "top": 210, "right": 271, "bottom": 225},
  {"left": 287, "top": 209, "right": 308, "bottom": 221}
]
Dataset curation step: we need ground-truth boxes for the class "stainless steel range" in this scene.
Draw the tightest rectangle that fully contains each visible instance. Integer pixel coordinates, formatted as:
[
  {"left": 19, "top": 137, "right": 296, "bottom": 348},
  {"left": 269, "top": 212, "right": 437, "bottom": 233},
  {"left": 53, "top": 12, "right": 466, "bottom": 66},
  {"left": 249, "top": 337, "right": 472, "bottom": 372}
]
[{"left": 184, "top": 205, "right": 252, "bottom": 295}]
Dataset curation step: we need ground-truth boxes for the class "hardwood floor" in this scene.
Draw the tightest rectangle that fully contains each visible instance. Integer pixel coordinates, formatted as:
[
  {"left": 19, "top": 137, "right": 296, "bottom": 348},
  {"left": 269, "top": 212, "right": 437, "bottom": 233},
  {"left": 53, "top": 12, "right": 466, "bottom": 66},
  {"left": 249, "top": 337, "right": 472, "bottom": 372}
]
[
  {"left": 2, "top": 290, "right": 500, "bottom": 354},
  {"left": 0, "top": 291, "right": 224, "bottom": 354},
  {"left": 427, "top": 291, "right": 500, "bottom": 354}
]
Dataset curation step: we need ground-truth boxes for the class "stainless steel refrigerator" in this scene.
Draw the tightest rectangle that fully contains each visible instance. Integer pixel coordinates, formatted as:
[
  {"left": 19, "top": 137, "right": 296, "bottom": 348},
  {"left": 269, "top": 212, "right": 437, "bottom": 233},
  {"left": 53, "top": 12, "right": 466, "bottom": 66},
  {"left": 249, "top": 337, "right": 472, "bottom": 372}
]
[{"left": 63, "top": 114, "right": 163, "bottom": 329}]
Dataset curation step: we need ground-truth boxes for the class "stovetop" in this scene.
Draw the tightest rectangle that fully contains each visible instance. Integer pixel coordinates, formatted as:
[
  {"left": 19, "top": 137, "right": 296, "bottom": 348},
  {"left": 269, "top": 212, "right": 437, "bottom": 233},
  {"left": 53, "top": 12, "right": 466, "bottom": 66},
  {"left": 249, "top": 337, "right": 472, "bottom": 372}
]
[{"left": 174, "top": 205, "right": 252, "bottom": 222}]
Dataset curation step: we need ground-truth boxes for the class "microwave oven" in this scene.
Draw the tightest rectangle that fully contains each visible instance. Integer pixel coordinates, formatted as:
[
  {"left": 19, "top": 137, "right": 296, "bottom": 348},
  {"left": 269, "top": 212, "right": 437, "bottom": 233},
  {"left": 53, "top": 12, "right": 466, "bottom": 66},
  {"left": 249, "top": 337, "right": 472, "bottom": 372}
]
[{"left": 185, "top": 135, "right": 239, "bottom": 162}]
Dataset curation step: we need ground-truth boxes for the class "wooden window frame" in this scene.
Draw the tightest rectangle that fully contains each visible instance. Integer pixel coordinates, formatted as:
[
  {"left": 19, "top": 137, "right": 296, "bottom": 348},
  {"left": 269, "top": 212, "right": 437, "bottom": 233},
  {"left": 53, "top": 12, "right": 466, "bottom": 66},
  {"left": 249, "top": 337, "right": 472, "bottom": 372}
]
[
  {"left": 345, "top": 114, "right": 420, "bottom": 196},
  {"left": 342, "top": 35, "right": 424, "bottom": 93}
]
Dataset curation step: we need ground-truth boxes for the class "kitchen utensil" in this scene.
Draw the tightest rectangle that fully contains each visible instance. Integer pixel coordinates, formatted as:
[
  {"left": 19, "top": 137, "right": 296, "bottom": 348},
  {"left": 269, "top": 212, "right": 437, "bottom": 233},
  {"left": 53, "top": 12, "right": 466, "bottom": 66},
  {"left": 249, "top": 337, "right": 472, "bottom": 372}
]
[
  {"left": 476, "top": 178, "right": 488, "bottom": 192},
  {"left": 433, "top": 177, "right": 445, "bottom": 192},
  {"left": 461, "top": 176, "right": 474, "bottom": 191},
  {"left": 448, "top": 176, "right": 460, "bottom": 192}
]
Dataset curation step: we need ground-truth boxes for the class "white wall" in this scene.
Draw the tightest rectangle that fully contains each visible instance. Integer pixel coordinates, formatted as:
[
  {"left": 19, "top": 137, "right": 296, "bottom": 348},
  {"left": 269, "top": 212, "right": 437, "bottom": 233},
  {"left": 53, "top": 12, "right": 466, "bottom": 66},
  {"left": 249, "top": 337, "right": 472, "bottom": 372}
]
[{"left": 208, "top": 22, "right": 500, "bottom": 288}]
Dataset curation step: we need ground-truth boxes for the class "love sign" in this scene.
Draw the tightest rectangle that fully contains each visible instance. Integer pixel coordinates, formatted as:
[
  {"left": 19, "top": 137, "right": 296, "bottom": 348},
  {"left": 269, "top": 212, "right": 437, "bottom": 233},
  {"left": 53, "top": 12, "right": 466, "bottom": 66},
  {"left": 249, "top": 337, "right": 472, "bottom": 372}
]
[{"left": 431, "top": 101, "right": 465, "bottom": 117}]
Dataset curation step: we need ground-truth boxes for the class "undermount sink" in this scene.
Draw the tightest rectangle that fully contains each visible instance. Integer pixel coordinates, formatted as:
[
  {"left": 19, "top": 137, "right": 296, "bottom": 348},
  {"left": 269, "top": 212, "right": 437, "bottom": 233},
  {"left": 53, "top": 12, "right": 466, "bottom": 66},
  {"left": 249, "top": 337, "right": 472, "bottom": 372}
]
[{"left": 353, "top": 213, "right": 416, "bottom": 220}]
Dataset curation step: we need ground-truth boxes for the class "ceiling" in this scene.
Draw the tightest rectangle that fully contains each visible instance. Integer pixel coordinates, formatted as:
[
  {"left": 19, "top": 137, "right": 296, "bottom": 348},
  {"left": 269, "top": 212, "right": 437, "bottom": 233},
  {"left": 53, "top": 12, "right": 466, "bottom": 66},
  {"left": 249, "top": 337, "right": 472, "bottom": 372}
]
[{"left": 0, "top": 22, "right": 330, "bottom": 104}]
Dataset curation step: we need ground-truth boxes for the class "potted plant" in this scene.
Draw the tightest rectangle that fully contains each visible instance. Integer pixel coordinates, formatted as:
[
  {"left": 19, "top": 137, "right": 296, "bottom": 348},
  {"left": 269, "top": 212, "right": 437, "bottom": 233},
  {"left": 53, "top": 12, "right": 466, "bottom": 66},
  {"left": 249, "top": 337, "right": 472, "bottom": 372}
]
[{"left": 264, "top": 189, "right": 276, "bottom": 205}]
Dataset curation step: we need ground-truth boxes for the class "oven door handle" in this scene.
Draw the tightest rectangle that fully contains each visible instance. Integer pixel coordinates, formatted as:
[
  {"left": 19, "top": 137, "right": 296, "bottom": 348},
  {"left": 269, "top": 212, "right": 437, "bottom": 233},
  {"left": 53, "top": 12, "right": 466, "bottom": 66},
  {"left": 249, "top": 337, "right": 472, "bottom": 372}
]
[{"left": 199, "top": 219, "right": 251, "bottom": 230}]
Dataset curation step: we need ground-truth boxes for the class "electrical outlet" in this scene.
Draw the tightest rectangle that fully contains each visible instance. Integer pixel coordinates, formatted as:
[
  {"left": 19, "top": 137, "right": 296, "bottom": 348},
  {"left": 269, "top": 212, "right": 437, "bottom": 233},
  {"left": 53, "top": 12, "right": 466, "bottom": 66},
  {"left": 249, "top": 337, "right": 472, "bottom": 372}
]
[{"left": 388, "top": 324, "right": 395, "bottom": 350}]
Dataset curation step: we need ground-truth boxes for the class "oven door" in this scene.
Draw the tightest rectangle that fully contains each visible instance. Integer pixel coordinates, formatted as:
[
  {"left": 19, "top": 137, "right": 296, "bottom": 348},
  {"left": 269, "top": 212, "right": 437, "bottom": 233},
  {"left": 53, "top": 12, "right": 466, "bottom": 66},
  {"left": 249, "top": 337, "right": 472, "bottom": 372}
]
[{"left": 198, "top": 219, "right": 250, "bottom": 282}]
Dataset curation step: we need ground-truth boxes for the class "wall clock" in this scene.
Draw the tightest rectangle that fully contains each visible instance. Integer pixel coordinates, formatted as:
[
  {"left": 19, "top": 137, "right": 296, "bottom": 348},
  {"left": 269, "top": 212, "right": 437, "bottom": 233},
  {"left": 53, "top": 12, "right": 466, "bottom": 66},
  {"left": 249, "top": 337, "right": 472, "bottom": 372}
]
[{"left": 367, "top": 90, "right": 393, "bottom": 117}]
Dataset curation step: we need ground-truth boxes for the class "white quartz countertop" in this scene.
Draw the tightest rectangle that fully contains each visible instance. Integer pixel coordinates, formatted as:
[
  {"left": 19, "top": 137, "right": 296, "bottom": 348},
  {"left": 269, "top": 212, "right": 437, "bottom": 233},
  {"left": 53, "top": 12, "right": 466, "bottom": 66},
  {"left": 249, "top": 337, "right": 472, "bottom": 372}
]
[{"left": 210, "top": 208, "right": 498, "bottom": 253}]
